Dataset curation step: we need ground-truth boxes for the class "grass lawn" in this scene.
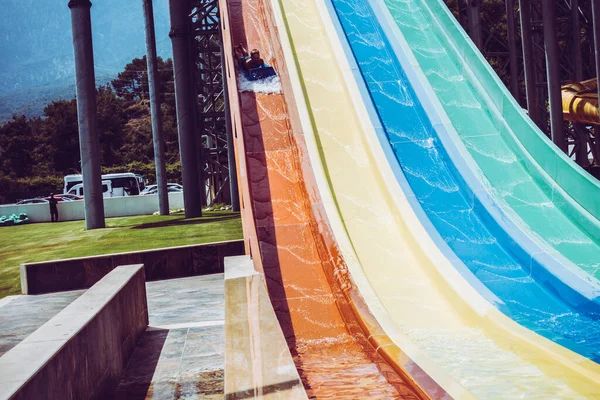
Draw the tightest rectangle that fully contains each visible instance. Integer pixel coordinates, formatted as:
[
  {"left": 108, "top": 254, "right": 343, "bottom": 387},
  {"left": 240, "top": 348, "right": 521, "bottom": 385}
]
[{"left": 0, "top": 211, "right": 242, "bottom": 298}]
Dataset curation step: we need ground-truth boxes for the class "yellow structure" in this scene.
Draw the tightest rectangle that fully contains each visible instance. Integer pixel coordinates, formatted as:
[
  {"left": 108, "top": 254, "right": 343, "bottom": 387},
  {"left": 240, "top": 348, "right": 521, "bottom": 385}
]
[{"left": 562, "top": 78, "right": 599, "bottom": 125}]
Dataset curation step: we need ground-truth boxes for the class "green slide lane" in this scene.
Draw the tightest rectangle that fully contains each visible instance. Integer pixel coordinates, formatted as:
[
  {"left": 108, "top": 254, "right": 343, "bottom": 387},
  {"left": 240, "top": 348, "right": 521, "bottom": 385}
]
[{"left": 382, "top": 0, "right": 600, "bottom": 278}]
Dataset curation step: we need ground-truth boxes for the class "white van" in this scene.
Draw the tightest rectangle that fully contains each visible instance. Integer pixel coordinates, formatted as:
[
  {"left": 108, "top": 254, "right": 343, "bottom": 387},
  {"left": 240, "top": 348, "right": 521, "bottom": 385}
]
[
  {"left": 64, "top": 172, "right": 143, "bottom": 196},
  {"left": 67, "top": 180, "right": 114, "bottom": 198}
]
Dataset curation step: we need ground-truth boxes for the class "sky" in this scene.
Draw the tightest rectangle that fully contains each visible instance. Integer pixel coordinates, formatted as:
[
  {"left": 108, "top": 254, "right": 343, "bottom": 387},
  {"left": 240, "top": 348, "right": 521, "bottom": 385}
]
[{"left": 0, "top": 0, "right": 172, "bottom": 95}]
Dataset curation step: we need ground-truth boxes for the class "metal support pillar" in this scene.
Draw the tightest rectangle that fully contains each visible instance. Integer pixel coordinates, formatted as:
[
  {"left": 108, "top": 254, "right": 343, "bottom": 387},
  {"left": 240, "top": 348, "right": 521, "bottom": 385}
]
[
  {"left": 68, "top": 0, "right": 105, "bottom": 229},
  {"left": 506, "top": 0, "right": 519, "bottom": 101},
  {"left": 542, "top": 0, "right": 566, "bottom": 152},
  {"left": 220, "top": 39, "right": 240, "bottom": 212},
  {"left": 193, "top": 92, "right": 207, "bottom": 208},
  {"left": 571, "top": 0, "right": 588, "bottom": 168},
  {"left": 467, "top": 0, "right": 482, "bottom": 49},
  {"left": 591, "top": 0, "right": 600, "bottom": 171},
  {"left": 191, "top": 0, "right": 231, "bottom": 208},
  {"left": 519, "top": 0, "right": 539, "bottom": 125},
  {"left": 169, "top": 0, "right": 203, "bottom": 218},
  {"left": 143, "top": 0, "right": 169, "bottom": 215},
  {"left": 594, "top": 127, "right": 600, "bottom": 168},
  {"left": 572, "top": 0, "right": 583, "bottom": 81},
  {"left": 592, "top": 0, "right": 600, "bottom": 106},
  {"left": 574, "top": 125, "right": 590, "bottom": 167},
  {"left": 457, "top": 0, "right": 466, "bottom": 27}
]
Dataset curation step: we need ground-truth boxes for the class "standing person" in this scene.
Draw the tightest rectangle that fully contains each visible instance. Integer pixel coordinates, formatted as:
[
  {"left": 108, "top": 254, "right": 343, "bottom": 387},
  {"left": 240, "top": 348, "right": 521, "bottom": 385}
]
[{"left": 48, "top": 193, "right": 59, "bottom": 222}]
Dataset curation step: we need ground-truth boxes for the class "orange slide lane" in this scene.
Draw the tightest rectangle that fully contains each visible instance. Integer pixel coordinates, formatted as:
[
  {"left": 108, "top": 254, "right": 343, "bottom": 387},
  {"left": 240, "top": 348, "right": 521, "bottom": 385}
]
[{"left": 220, "top": 0, "right": 443, "bottom": 398}]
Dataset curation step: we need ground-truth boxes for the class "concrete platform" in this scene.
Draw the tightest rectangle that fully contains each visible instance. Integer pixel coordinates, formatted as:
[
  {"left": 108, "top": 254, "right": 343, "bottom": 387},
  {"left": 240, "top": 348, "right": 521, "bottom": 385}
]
[
  {"left": 146, "top": 274, "right": 224, "bottom": 329},
  {"left": 0, "top": 265, "right": 148, "bottom": 400},
  {"left": 113, "top": 274, "right": 225, "bottom": 399},
  {"left": 0, "top": 290, "right": 84, "bottom": 357},
  {"left": 0, "top": 273, "right": 225, "bottom": 399}
]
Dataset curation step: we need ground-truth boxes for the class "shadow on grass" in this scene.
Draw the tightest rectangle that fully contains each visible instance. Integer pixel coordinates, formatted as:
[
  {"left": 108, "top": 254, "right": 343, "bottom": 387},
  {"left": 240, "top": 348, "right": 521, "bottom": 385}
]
[{"left": 131, "top": 214, "right": 240, "bottom": 229}]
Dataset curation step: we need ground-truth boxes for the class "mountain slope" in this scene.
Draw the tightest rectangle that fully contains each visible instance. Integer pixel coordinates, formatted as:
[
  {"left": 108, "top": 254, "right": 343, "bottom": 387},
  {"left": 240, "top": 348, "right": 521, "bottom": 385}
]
[{"left": 0, "top": 0, "right": 171, "bottom": 121}]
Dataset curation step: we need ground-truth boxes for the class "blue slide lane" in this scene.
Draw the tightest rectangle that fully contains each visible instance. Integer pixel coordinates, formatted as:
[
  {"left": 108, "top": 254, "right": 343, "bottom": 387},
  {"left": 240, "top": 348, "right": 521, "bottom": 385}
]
[{"left": 325, "top": 0, "right": 600, "bottom": 361}]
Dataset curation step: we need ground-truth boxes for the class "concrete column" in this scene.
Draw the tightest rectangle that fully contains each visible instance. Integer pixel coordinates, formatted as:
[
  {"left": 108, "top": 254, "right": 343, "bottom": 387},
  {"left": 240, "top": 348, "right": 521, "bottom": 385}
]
[
  {"left": 506, "top": 0, "right": 519, "bottom": 102},
  {"left": 542, "top": 0, "right": 566, "bottom": 152},
  {"left": 169, "top": 0, "right": 202, "bottom": 218},
  {"left": 68, "top": 0, "right": 105, "bottom": 229},
  {"left": 519, "top": 0, "right": 539, "bottom": 125},
  {"left": 143, "top": 0, "right": 169, "bottom": 215}
]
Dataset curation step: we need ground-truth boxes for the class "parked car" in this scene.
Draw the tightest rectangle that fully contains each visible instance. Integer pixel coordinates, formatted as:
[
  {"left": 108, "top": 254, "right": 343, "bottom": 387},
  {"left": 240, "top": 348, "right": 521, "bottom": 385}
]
[
  {"left": 53, "top": 194, "right": 83, "bottom": 201},
  {"left": 16, "top": 198, "right": 48, "bottom": 205},
  {"left": 142, "top": 186, "right": 183, "bottom": 196},
  {"left": 140, "top": 183, "right": 183, "bottom": 195}
]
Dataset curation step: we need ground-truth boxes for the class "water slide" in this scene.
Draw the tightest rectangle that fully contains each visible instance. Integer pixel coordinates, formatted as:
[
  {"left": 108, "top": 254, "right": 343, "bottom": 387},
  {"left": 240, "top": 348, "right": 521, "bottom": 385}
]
[
  {"left": 221, "top": 0, "right": 437, "bottom": 397},
  {"left": 378, "top": 0, "right": 600, "bottom": 282},
  {"left": 319, "top": 0, "right": 600, "bottom": 364},
  {"left": 222, "top": 0, "right": 600, "bottom": 398}
]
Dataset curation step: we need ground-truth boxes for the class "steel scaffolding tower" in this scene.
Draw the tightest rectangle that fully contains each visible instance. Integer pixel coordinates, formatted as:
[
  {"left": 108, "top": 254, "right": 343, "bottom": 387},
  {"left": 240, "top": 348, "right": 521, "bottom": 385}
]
[{"left": 190, "top": 0, "right": 237, "bottom": 207}]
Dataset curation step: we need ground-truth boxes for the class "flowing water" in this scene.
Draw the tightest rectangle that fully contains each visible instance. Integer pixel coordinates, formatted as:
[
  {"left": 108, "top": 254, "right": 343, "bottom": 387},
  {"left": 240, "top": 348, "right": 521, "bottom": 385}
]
[
  {"left": 226, "top": 0, "right": 422, "bottom": 397},
  {"left": 329, "top": 0, "right": 600, "bottom": 362},
  {"left": 383, "top": 0, "right": 600, "bottom": 280},
  {"left": 237, "top": 72, "right": 282, "bottom": 94}
]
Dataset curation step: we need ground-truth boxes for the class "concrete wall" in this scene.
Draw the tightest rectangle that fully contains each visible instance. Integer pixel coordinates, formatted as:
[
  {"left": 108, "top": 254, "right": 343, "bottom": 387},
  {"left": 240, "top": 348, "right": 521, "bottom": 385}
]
[
  {"left": 21, "top": 239, "right": 244, "bottom": 295},
  {"left": 0, "top": 265, "right": 148, "bottom": 400},
  {"left": 0, "top": 192, "right": 185, "bottom": 223}
]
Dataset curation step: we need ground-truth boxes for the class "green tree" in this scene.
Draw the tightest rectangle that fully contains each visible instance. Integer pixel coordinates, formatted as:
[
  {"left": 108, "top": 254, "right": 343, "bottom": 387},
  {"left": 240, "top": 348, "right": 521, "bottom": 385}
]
[
  {"left": 111, "top": 56, "right": 174, "bottom": 104},
  {"left": 111, "top": 56, "right": 179, "bottom": 168},
  {"left": 97, "top": 85, "right": 127, "bottom": 166},
  {"left": 0, "top": 115, "right": 36, "bottom": 178},
  {"left": 120, "top": 102, "right": 154, "bottom": 164},
  {"left": 40, "top": 99, "right": 80, "bottom": 173},
  {"left": 161, "top": 102, "right": 180, "bottom": 163},
  {"left": 0, "top": 55, "right": 181, "bottom": 203}
]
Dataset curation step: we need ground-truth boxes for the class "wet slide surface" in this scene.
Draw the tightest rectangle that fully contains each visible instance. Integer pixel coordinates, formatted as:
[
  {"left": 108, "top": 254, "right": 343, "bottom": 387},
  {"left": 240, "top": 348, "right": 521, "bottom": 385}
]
[
  {"left": 326, "top": 0, "right": 600, "bottom": 362},
  {"left": 382, "top": 0, "right": 600, "bottom": 279},
  {"left": 222, "top": 0, "right": 424, "bottom": 397},
  {"left": 274, "top": 0, "right": 599, "bottom": 397}
]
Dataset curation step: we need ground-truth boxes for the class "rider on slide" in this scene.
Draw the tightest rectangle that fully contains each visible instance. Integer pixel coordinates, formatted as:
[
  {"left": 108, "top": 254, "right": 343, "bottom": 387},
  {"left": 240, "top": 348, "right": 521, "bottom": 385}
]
[{"left": 235, "top": 44, "right": 265, "bottom": 72}]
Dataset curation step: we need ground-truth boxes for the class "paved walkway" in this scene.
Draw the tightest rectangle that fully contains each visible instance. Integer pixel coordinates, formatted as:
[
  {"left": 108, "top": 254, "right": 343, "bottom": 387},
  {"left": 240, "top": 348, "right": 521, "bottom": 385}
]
[
  {"left": 114, "top": 274, "right": 225, "bottom": 399},
  {"left": 0, "top": 290, "right": 84, "bottom": 357},
  {"left": 0, "top": 273, "right": 225, "bottom": 399}
]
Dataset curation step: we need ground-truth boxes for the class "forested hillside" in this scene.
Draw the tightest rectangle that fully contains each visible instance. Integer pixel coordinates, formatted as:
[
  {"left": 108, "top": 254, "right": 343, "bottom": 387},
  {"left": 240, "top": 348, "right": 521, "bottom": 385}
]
[{"left": 0, "top": 57, "right": 181, "bottom": 204}]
